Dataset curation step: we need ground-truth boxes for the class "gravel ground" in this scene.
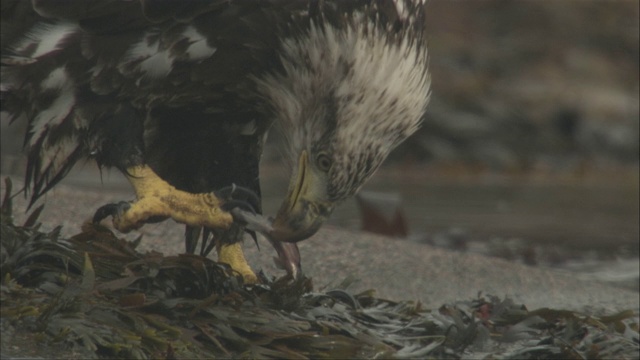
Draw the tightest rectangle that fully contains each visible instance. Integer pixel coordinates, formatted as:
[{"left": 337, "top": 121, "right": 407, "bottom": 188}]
[{"left": 2, "top": 174, "right": 638, "bottom": 312}]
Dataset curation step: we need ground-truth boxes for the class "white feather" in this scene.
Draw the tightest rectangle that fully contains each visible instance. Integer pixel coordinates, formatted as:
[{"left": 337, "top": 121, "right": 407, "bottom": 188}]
[
  {"left": 257, "top": 15, "right": 430, "bottom": 199},
  {"left": 123, "top": 32, "right": 172, "bottom": 78},
  {"left": 182, "top": 26, "right": 217, "bottom": 60},
  {"left": 140, "top": 49, "right": 173, "bottom": 78},
  {"left": 30, "top": 91, "right": 75, "bottom": 144},
  {"left": 30, "top": 67, "right": 76, "bottom": 144},
  {"left": 259, "top": 19, "right": 430, "bottom": 156},
  {"left": 12, "top": 22, "right": 79, "bottom": 59},
  {"left": 40, "top": 67, "right": 68, "bottom": 89}
]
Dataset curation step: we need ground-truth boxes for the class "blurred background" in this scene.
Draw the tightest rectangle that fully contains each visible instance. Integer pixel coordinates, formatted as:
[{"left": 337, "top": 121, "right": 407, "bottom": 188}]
[{"left": 2, "top": 0, "right": 638, "bottom": 290}]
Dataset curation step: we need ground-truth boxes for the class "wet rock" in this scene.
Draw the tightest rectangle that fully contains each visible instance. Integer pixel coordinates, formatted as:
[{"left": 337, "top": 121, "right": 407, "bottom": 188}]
[{"left": 356, "top": 190, "right": 408, "bottom": 238}]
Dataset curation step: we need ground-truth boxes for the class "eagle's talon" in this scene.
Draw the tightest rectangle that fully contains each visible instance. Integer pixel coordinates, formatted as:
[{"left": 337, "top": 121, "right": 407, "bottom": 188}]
[
  {"left": 246, "top": 229, "right": 259, "bottom": 250},
  {"left": 93, "top": 200, "right": 149, "bottom": 233},
  {"left": 222, "top": 199, "right": 257, "bottom": 215},
  {"left": 216, "top": 184, "right": 260, "bottom": 213},
  {"left": 93, "top": 201, "right": 131, "bottom": 224}
]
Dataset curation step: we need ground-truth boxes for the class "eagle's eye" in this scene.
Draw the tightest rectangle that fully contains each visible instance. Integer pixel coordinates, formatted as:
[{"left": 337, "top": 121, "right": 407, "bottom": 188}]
[{"left": 316, "top": 153, "right": 332, "bottom": 172}]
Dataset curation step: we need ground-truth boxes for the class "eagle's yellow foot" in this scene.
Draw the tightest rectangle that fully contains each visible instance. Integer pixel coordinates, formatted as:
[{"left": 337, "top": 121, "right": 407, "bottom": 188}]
[
  {"left": 93, "top": 165, "right": 261, "bottom": 284},
  {"left": 93, "top": 165, "right": 257, "bottom": 233},
  {"left": 218, "top": 242, "right": 258, "bottom": 284}
]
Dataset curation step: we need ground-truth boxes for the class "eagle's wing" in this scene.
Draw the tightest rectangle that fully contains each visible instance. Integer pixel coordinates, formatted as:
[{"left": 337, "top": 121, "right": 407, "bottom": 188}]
[
  {"left": 2, "top": 0, "right": 425, "bottom": 204},
  {"left": 1, "top": 0, "right": 300, "bottom": 204}
]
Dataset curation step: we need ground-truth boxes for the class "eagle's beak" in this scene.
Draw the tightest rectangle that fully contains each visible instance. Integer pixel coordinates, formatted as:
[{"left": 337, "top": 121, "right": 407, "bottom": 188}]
[{"left": 270, "top": 150, "right": 334, "bottom": 242}]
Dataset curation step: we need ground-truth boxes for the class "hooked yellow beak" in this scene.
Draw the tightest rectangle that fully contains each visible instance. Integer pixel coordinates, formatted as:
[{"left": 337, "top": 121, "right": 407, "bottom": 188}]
[{"left": 270, "top": 151, "right": 334, "bottom": 242}]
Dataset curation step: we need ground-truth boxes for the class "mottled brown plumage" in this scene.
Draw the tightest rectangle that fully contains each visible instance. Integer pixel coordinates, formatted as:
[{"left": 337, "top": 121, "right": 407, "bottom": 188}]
[{"left": 1, "top": 0, "right": 431, "bottom": 278}]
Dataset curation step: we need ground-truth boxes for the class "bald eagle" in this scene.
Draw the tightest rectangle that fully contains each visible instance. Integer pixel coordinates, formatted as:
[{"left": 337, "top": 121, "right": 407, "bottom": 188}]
[{"left": 1, "top": 0, "right": 431, "bottom": 282}]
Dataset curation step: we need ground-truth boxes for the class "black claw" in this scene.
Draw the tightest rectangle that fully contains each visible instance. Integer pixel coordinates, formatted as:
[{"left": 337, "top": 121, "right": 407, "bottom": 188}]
[
  {"left": 221, "top": 199, "right": 256, "bottom": 215},
  {"left": 92, "top": 201, "right": 130, "bottom": 223},
  {"left": 216, "top": 184, "right": 260, "bottom": 213},
  {"left": 201, "top": 228, "right": 216, "bottom": 256},
  {"left": 246, "top": 229, "right": 259, "bottom": 250},
  {"left": 185, "top": 226, "right": 201, "bottom": 254}
]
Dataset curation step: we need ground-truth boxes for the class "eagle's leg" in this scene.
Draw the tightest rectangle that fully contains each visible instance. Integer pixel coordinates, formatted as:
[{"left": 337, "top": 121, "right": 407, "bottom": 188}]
[
  {"left": 94, "top": 165, "right": 238, "bottom": 232},
  {"left": 93, "top": 164, "right": 260, "bottom": 283}
]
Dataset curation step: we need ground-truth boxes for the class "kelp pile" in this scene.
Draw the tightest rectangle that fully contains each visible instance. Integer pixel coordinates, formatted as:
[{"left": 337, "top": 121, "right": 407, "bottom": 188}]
[{"left": 1, "top": 179, "right": 638, "bottom": 359}]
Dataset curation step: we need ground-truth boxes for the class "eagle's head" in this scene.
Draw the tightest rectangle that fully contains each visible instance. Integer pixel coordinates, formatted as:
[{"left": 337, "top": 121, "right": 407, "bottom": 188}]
[{"left": 258, "top": 18, "right": 430, "bottom": 243}]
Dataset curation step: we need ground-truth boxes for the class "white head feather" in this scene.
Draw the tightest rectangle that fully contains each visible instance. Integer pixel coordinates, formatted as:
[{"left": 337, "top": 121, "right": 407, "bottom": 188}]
[{"left": 258, "top": 15, "right": 430, "bottom": 200}]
